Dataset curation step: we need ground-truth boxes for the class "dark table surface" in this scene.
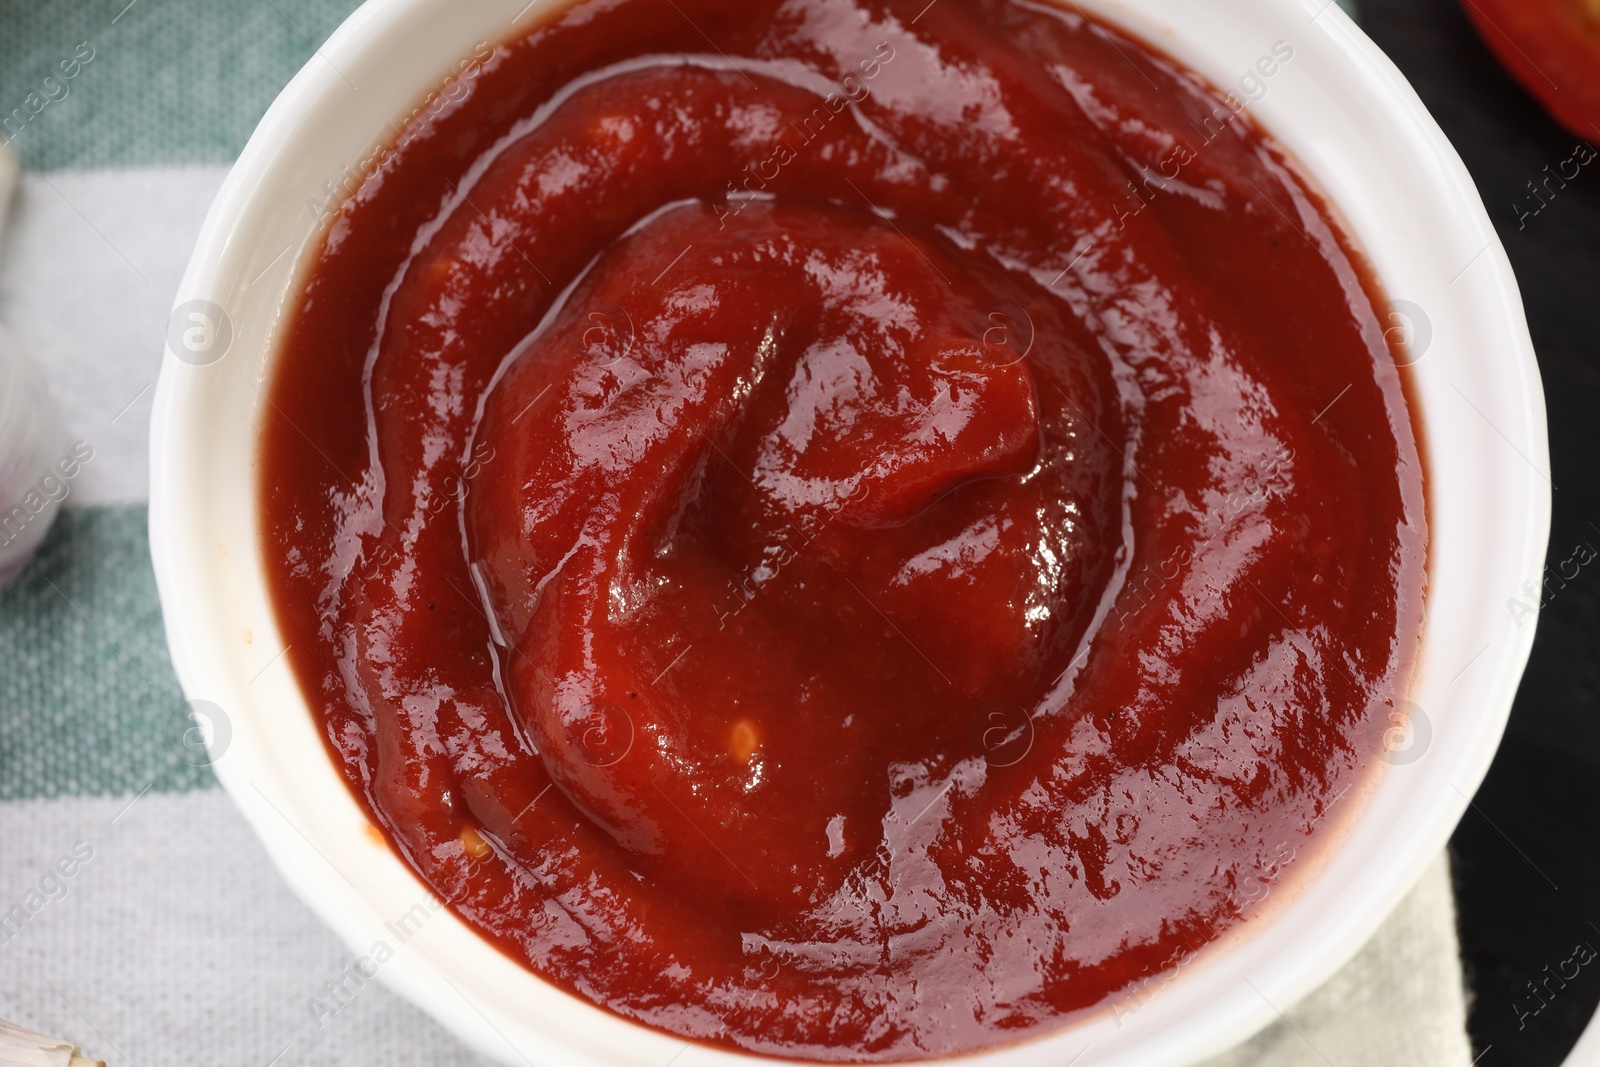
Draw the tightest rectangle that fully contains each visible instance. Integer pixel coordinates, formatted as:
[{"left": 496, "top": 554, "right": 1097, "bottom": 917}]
[{"left": 1354, "top": 0, "right": 1600, "bottom": 1062}]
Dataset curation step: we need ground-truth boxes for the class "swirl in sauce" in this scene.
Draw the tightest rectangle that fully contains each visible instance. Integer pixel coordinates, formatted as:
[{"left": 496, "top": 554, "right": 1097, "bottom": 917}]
[{"left": 262, "top": 0, "right": 1427, "bottom": 1058}]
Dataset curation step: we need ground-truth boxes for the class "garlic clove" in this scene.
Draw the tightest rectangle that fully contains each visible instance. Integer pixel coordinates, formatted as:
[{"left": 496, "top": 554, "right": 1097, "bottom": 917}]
[{"left": 0, "top": 1017, "right": 105, "bottom": 1067}]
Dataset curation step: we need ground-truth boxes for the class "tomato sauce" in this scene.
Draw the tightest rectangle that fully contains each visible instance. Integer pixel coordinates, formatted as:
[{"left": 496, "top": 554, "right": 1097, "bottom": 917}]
[{"left": 260, "top": 0, "right": 1427, "bottom": 1058}]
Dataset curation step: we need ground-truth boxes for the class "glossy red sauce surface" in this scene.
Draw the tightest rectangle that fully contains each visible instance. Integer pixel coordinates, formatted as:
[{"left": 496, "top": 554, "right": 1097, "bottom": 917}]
[{"left": 260, "top": 0, "right": 1427, "bottom": 1058}]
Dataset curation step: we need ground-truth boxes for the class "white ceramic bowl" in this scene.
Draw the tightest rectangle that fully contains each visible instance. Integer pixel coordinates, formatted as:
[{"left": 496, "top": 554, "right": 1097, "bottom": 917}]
[{"left": 149, "top": 0, "right": 1550, "bottom": 1063}]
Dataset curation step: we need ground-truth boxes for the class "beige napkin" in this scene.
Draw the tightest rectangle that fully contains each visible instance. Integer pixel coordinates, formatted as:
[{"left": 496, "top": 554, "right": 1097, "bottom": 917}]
[{"left": 1206, "top": 853, "right": 1473, "bottom": 1066}]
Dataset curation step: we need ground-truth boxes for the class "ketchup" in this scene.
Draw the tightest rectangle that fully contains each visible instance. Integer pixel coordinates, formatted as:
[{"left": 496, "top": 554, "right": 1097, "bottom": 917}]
[{"left": 261, "top": 0, "right": 1427, "bottom": 1058}]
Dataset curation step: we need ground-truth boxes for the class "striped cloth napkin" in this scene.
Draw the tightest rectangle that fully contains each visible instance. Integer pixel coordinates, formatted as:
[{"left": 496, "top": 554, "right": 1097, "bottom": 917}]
[{"left": 0, "top": 1, "right": 1473, "bottom": 1063}]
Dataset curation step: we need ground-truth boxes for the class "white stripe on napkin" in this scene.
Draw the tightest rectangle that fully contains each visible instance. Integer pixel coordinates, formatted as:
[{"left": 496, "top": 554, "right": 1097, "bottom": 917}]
[
  {"left": 0, "top": 790, "right": 494, "bottom": 1067},
  {"left": 0, "top": 166, "right": 229, "bottom": 506}
]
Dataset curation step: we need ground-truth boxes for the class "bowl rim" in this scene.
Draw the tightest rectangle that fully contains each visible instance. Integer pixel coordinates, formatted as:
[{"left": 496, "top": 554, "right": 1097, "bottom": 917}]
[{"left": 149, "top": 0, "right": 1551, "bottom": 1064}]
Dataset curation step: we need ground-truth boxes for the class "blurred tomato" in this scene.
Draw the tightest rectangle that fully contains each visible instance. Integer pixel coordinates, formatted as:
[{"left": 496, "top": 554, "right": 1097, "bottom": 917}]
[{"left": 1460, "top": 0, "right": 1600, "bottom": 139}]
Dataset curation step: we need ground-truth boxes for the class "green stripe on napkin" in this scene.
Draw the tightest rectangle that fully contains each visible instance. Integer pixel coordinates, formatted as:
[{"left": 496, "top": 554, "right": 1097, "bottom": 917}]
[
  {"left": 0, "top": 505, "right": 210, "bottom": 799},
  {"left": 0, "top": 0, "right": 362, "bottom": 172}
]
